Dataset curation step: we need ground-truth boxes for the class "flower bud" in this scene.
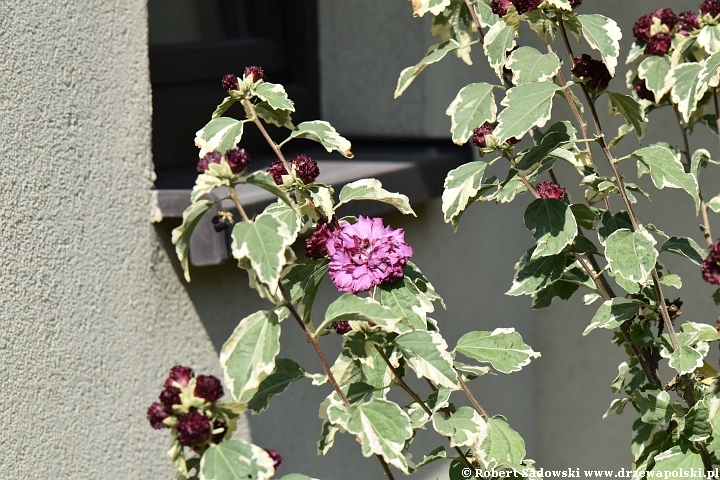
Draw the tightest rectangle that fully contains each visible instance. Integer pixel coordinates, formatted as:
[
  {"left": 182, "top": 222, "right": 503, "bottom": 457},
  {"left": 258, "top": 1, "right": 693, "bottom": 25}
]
[
  {"left": 159, "top": 386, "right": 181, "bottom": 412},
  {"left": 332, "top": 321, "right": 352, "bottom": 335},
  {"left": 225, "top": 148, "right": 251, "bottom": 174},
  {"left": 571, "top": 54, "right": 612, "bottom": 94},
  {"left": 267, "top": 160, "right": 288, "bottom": 185},
  {"left": 511, "top": 0, "right": 541, "bottom": 14},
  {"left": 536, "top": 181, "right": 566, "bottom": 201},
  {"left": 164, "top": 365, "right": 194, "bottom": 388},
  {"left": 702, "top": 239, "right": 720, "bottom": 285},
  {"left": 197, "top": 151, "right": 222, "bottom": 173},
  {"left": 635, "top": 80, "right": 655, "bottom": 102},
  {"left": 147, "top": 402, "right": 170, "bottom": 429},
  {"left": 291, "top": 154, "right": 320, "bottom": 184},
  {"left": 490, "top": 0, "right": 511, "bottom": 15},
  {"left": 702, "top": 0, "right": 720, "bottom": 18},
  {"left": 471, "top": 123, "right": 495, "bottom": 148},
  {"left": 176, "top": 411, "right": 212, "bottom": 446},
  {"left": 644, "top": 33, "right": 673, "bottom": 56},
  {"left": 678, "top": 11, "right": 700, "bottom": 35},
  {"left": 306, "top": 221, "right": 333, "bottom": 259},
  {"left": 569, "top": 0, "right": 581, "bottom": 8},
  {"left": 212, "top": 211, "right": 235, "bottom": 232},
  {"left": 264, "top": 449, "right": 282, "bottom": 469},
  {"left": 222, "top": 74, "right": 239, "bottom": 91},
  {"left": 194, "top": 375, "right": 224, "bottom": 402},
  {"left": 211, "top": 419, "right": 227, "bottom": 444},
  {"left": 244, "top": 66, "right": 265, "bottom": 83}
]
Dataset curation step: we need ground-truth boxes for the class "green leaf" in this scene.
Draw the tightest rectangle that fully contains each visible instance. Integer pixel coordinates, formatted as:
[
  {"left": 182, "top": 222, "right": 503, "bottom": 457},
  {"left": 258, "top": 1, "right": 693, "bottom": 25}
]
[
  {"left": 571, "top": 204, "right": 598, "bottom": 230},
  {"left": 583, "top": 298, "right": 645, "bottom": 335},
  {"left": 199, "top": 440, "right": 275, "bottom": 480},
  {"left": 456, "top": 328, "right": 540, "bottom": 374},
  {"left": 699, "top": 25, "right": 720, "bottom": 55},
  {"left": 378, "top": 277, "right": 432, "bottom": 330},
  {"left": 288, "top": 121, "right": 353, "bottom": 158},
  {"left": 531, "top": 280, "right": 579, "bottom": 309},
  {"left": 446, "top": 82, "right": 498, "bottom": 145},
  {"left": 336, "top": 178, "right": 415, "bottom": 215},
  {"left": 219, "top": 310, "right": 281, "bottom": 403},
  {"left": 251, "top": 82, "right": 295, "bottom": 111},
  {"left": 523, "top": 198, "right": 578, "bottom": 259},
  {"left": 652, "top": 445, "right": 704, "bottom": 473},
  {"left": 411, "top": 0, "right": 452, "bottom": 17},
  {"left": 691, "top": 149, "right": 710, "bottom": 181},
  {"left": 171, "top": 200, "right": 217, "bottom": 282},
  {"left": 254, "top": 101, "right": 294, "bottom": 129},
  {"left": 633, "top": 390, "right": 674, "bottom": 427},
  {"left": 410, "top": 446, "right": 447, "bottom": 473},
  {"left": 247, "top": 358, "right": 306, "bottom": 413},
  {"left": 660, "top": 236, "right": 707, "bottom": 265},
  {"left": 578, "top": 14, "right": 621, "bottom": 76},
  {"left": 545, "top": 0, "right": 571, "bottom": 10},
  {"left": 395, "top": 330, "right": 459, "bottom": 389},
  {"left": 395, "top": 40, "right": 461, "bottom": 98},
  {"left": 481, "top": 417, "right": 526, "bottom": 469},
  {"left": 604, "top": 398, "right": 628, "bottom": 418},
  {"left": 472, "top": 0, "right": 500, "bottom": 28},
  {"left": 442, "top": 161, "right": 489, "bottom": 229},
  {"left": 231, "top": 213, "right": 294, "bottom": 292},
  {"left": 506, "top": 249, "right": 565, "bottom": 296},
  {"left": 638, "top": 56, "right": 671, "bottom": 103},
  {"left": 432, "top": 406, "right": 488, "bottom": 448},
  {"left": 342, "top": 398, "right": 414, "bottom": 473},
  {"left": 323, "top": 294, "right": 406, "bottom": 333},
  {"left": 514, "top": 121, "right": 576, "bottom": 174},
  {"left": 283, "top": 259, "right": 328, "bottom": 324},
  {"left": 506, "top": 46, "right": 561, "bottom": 85},
  {"left": 605, "top": 228, "right": 658, "bottom": 285},
  {"left": 242, "top": 170, "right": 294, "bottom": 207},
  {"left": 598, "top": 210, "right": 633, "bottom": 246},
  {"left": 194, "top": 117, "right": 244, "bottom": 157},
  {"left": 607, "top": 92, "right": 647, "bottom": 138},
  {"left": 212, "top": 96, "right": 237, "bottom": 119},
  {"left": 483, "top": 21, "right": 517, "bottom": 78},
  {"left": 659, "top": 335, "right": 709, "bottom": 375},
  {"left": 669, "top": 63, "right": 705, "bottom": 123},
  {"left": 495, "top": 82, "right": 560, "bottom": 143},
  {"left": 709, "top": 195, "right": 720, "bottom": 213},
  {"left": 632, "top": 145, "right": 700, "bottom": 211}
]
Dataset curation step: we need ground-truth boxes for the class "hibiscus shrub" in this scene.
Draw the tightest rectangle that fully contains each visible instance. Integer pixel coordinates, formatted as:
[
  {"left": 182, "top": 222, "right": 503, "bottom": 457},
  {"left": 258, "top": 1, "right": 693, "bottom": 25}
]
[{"left": 152, "top": 0, "right": 720, "bottom": 478}]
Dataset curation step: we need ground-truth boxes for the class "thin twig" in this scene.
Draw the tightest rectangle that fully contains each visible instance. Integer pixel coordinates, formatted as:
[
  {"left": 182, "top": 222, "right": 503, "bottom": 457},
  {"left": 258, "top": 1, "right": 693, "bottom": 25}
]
[
  {"left": 374, "top": 347, "right": 475, "bottom": 471},
  {"left": 556, "top": 17, "right": 679, "bottom": 351},
  {"left": 279, "top": 287, "right": 396, "bottom": 479},
  {"left": 464, "top": 0, "right": 485, "bottom": 42},
  {"left": 243, "top": 100, "right": 291, "bottom": 172},
  {"left": 458, "top": 376, "right": 489, "bottom": 417},
  {"left": 228, "top": 185, "right": 251, "bottom": 222}
]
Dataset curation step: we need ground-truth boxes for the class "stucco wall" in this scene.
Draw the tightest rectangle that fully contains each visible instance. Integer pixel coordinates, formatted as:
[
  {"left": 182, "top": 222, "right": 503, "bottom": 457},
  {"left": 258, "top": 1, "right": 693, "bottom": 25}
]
[{"left": 0, "top": 1, "right": 247, "bottom": 478}]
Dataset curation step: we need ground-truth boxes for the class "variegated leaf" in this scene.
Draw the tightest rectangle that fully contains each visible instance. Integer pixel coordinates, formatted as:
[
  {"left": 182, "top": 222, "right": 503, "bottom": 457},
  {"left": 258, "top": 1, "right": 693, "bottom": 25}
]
[
  {"left": 432, "top": 407, "right": 488, "bottom": 448},
  {"left": 288, "top": 121, "right": 353, "bottom": 158},
  {"left": 638, "top": 56, "right": 671, "bottom": 103},
  {"left": 607, "top": 92, "right": 647, "bottom": 138},
  {"left": 194, "top": 117, "right": 244, "bottom": 157},
  {"left": 395, "top": 330, "right": 459, "bottom": 389},
  {"left": 455, "top": 328, "right": 540, "bottom": 374},
  {"left": 698, "top": 25, "right": 720, "bottom": 55},
  {"left": 495, "top": 82, "right": 561, "bottom": 143},
  {"left": 483, "top": 21, "right": 517, "bottom": 78},
  {"left": 446, "top": 82, "right": 498, "bottom": 145},
  {"left": 199, "top": 440, "right": 275, "bottom": 480},
  {"left": 523, "top": 198, "right": 578, "bottom": 259},
  {"left": 395, "top": 40, "right": 461, "bottom": 98},
  {"left": 578, "top": 14, "right": 621, "bottom": 76},
  {"left": 583, "top": 298, "right": 645, "bottom": 335},
  {"left": 442, "top": 161, "right": 489, "bottom": 230},
  {"left": 669, "top": 62, "right": 705, "bottom": 123},
  {"left": 171, "top": 200, "right": 217, "bottom": 282},
  {"left": 605, "top": 229, "right": 658, "bottom": 285},
  {"left": 251, "top": 82, "right": 295, "bottom": 111},
  {"left": 506, "top": 46, "right": 561, "bottom": 85},
  {"left": 336, "top": 178, "right": 416, "bottom": 215},
  {"left": 410, "top": 0, "right": 452, "bottom": 17},
  {"left": 632, "top": 145, "right": 700, "bottom": 211}
]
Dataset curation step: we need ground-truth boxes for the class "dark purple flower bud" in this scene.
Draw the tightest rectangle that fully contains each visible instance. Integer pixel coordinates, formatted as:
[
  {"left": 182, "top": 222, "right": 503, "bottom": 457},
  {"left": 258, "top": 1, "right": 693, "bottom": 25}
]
[
  {"left": 536, "top": 181, "right": 566, "bottom": 201},
  {"left": 176, "top": 411, "right": 212, "bottom": 446},
  {"left": 471, "top": 123, "right": 495, "bottom": 148},
  {"left": 333, "top": 321, "right": 352, "bottom": 335},
  {"left": 511, "top": 0, "right": 542, "bottom": 14},
  {"left": 633, "top": 15, "right": 653, "bottom": 41},
  {"left": 244, "top": 66, "right": 265, "bottom": 83},
  {"left": 635, "top": 80, "right": 655, "bottom": 102},
  {"left": 702, "top": 239, "right": 720, "bottom": 285},
  {"left": 651, "top": 8, "right": 677, "bottom": 30},
  {"left": 194, "top": 375, "right": 224, "bottom": 402},
  {"left": 645, "top": 33, "right": 673, "bottom": 56},
  {"left": 147, "top": 402, "right": 170, "bottom": 429},
  {"left": 678, "top": 11, "right": 700, "bottom": 35},
  {"left": 222, "top": 74, "right": 239, "bottom": 91},
  {"left": 159, "top": 386, "right": 181, "bottom": 412},
  {"left": 491, "top": 0, "right": 511, "bottom": 15},
  {"left": 225, "top": 148, "right": 251, "bottom": 174},
  {"left": 264, "top": 449, "right": 282, "bottom": 469},
  {"left": 306, "top": 221, "right": 333, "bottom": 259},
  {"left": 211, "top": 419, "right": 227, "bottom": 444},
  {"left": 292, "top": 154, "right": 320, "bottom": 184},
  {"left": 197, "top": 151, "right": 222, "bottom": 173},
  {"left": 702, "top": 0, "right": 720, "bottom": 17},
  {"left": 267, "top": 160, "right": 288, "bottom": 185},
  {"left": 569, "top": 0, "right": 581, "bottom": 8},
  {"left": 165, "top": 365, "right": 194, "bottom": 388},
  {"left": 571, "top": 54, "right": 612, "bottom": 94}
]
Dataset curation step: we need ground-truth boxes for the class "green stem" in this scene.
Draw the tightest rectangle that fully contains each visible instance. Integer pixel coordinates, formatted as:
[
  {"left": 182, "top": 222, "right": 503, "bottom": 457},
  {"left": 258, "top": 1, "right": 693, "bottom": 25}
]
[
  {"left": 243, "top": 100, "right": 291, "bottom": 172},
  {"left": 228, "top": 185, "right": 251, "bottom": 222}
]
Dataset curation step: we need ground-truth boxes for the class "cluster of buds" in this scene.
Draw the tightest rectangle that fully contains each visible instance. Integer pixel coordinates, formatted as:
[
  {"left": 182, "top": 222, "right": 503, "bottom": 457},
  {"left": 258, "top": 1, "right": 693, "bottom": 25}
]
[
  {"left": 702, "top": 239, "right": 720, "bottom": 285},
  {"left": 197, "top": 147, "right": 251, "bottom": 175},
  {"left": 267, "top": 154, "right": 320, "bottom": 186},
  {"left": 571, "top": 54, "right": 612, "bottom": 95},
  {"left": 221, "top": 66, "right": 266, "bottom": 97},
  {"left": 491, "top": 0, "right": 580, "bottom": 16},
  {"left": 470, "top": 122, "right": 520, "bottom": 154},
  {"left": 633, "top": 8, "right": 701, "bottom": 56},
  {"left": 147, "top": 365, "right": 228, "bottom": 448},
  {"left": 536, "top": 181, "right": 566, "bottom": 201}
]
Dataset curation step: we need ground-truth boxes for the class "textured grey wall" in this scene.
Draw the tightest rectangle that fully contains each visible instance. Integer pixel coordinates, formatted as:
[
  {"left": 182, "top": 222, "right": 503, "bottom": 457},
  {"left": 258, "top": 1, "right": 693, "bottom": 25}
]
[{"left": 0, "top": 1, "right": 246, "bottom": 478}]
